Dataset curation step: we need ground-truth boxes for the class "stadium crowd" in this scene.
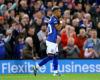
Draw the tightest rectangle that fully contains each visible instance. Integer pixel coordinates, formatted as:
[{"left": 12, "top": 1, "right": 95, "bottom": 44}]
[{"left": 0, "top": 0, "right": 100, "bottom": 60}]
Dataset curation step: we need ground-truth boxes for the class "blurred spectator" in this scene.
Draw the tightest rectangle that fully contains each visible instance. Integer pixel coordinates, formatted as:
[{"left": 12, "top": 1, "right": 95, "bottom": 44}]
[
  {"left": 64, "top": 37, "right": 80, "bottom": 58},
  {"left": 46, "top": 1, "right": 53, "bottom": 9},
  {"left": 61, "top": 25, "right": 77, "bottom": 50},
  {"left": 84, "top": 43, "right": 99, "bottom": 58},
  {"left": 0, "top": 34, "right": 7, "bottom": 59},
  {"left": 77, "top": 28, "right": 87, "bottom": 58},
  {"left": 26, "top": 27, "right": 40, "bottom": 59},
  {"left": 84, "top": 29, "right": 100, "bottom": 57},
  {"left": 14, "top": 34, "right": 25, "bottom": 59},
  {"left": 37, "top": 24, "right": 47, "bottom": 58},
  {"left": 84, "top": 13, "right": 93, "bottom": 29},
  {"left": 62, "top": 10, "right": 71, "bottom": 26},
  {"left": 4, "top": 29, "right": 13, "bottom": 59},
  {"left": 33, "top": 11, "right": 43, "bottom": 33},
  {"left": 90, "top": 5, "right": 100, "bottom": 27},
  {"left": 18, "top": 0, "right": 29, "bottom": 15},
  {"left": 72, "top": 18, "right": 80, "bottom": 34},
  {"left": 61, "top": 25, "right": 69, "bottom": 48},
  {"left": 23, "top": 37, "right": 34, "bottom": 59}
]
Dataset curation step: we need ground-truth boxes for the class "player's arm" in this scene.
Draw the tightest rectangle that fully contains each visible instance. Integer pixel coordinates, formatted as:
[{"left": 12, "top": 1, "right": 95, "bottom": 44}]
[{"left": 55, "top": 21, "right": 62, "bottom": 31}]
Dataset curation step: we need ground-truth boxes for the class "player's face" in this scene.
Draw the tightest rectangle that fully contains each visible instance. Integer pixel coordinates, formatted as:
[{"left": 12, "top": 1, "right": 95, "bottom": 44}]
[{"left": 56, "top": 9, "right": 61, "bottom": 18}]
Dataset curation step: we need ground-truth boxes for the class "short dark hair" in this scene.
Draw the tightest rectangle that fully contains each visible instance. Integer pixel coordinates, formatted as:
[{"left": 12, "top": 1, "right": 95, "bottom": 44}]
[{"left": 52, "top": 6, "right": 60, "bottom": 12}]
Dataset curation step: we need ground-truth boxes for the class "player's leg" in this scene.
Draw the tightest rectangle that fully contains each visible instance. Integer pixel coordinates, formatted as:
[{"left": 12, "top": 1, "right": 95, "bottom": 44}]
[
  {"left": 33, "top": 54, "right": 54, "bottom": 76},
  {"left": 53, "top": 55, "right": 58, "bottom": 75},
  {"left": 38, "top": 41, "right": 56, "bottom": 67},
  {"left": 53, "top": 55, "right": 61, "bottom": 76},
  {"left": 39, "top": 54, "right": 54, "bottom": 66},
  {"left": 52, "top": 43, "right": 60, "bottom": 76},
  {"left": 33, "top": 41, "right": 55, "bottom": 76}
]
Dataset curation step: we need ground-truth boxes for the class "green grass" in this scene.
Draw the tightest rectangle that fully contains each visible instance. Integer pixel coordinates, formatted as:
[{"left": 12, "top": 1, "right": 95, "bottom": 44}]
[{"left": 0, "top": 74, "right": 100, "bottom": 80}]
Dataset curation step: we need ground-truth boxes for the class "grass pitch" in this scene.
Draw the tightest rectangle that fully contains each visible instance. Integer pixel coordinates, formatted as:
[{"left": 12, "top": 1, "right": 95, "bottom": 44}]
[{"left": 0, "top": 74, "right": 100, "bottom": 80}]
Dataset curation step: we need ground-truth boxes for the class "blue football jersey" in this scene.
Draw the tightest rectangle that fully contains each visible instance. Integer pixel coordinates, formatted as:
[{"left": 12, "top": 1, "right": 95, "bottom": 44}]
[{"left": 47, "top": 16, "right": 59, "bottom": 43}]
